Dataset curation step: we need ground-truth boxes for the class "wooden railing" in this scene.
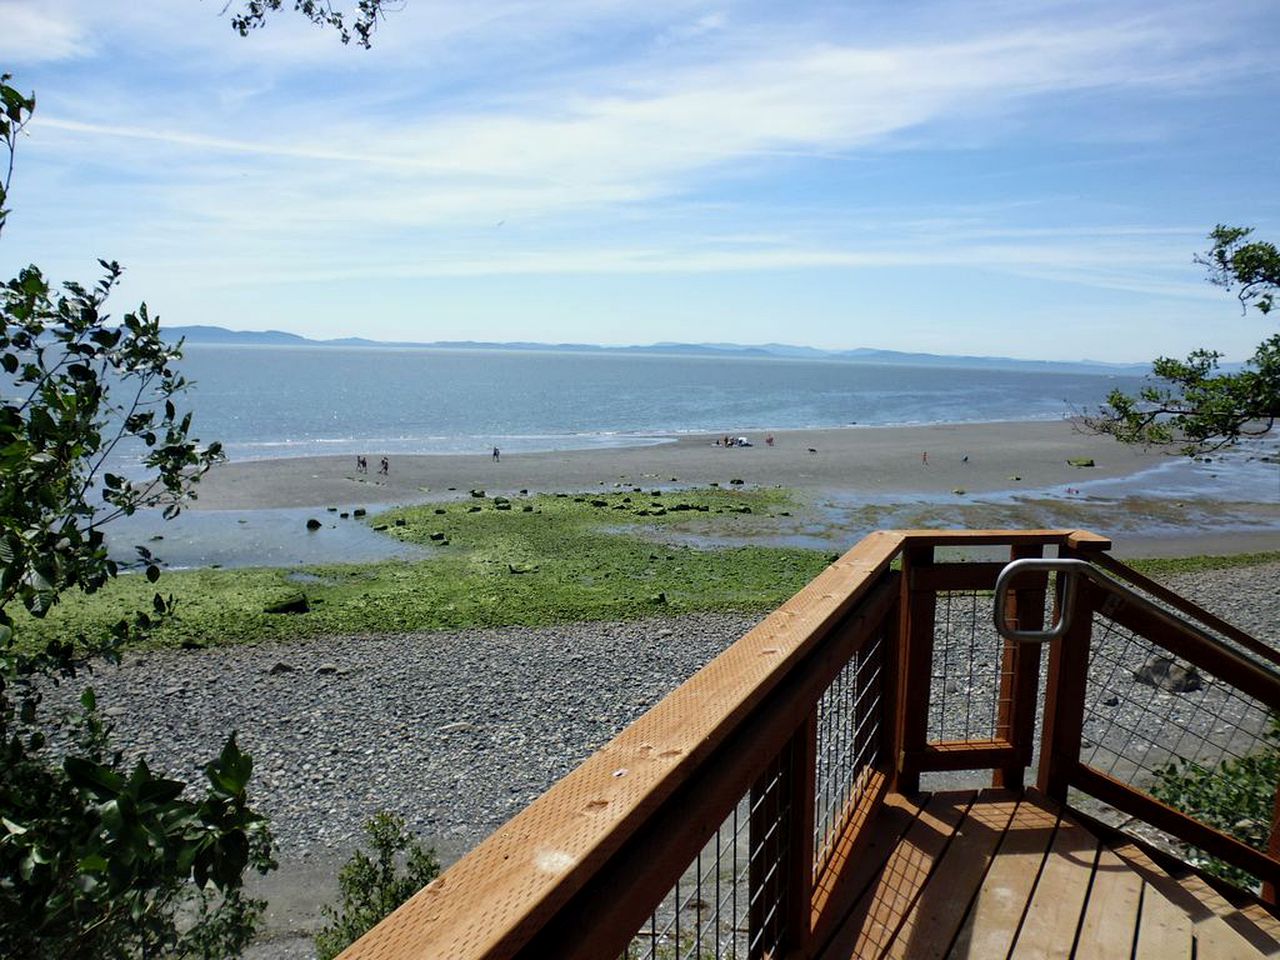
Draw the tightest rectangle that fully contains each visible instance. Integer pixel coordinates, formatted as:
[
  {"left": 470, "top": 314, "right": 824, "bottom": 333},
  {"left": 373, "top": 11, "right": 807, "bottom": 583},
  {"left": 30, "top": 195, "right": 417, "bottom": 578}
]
[
  {"left": 338, "top": 529, "right": 1280, "bottom": 959},
  {"left": 1035, "top": 553, "right": 1280, "bottom": 893}
]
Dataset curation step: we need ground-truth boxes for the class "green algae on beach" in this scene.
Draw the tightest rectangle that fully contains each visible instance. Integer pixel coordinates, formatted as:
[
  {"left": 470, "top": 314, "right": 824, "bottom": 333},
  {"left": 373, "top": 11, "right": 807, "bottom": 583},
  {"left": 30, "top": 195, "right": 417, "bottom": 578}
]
[
  {"left": 18, "top": 485, "right": 1280, "bottom": 652},
  {"left": 15, "top": 488, "right": 832, "bottom": 650}
]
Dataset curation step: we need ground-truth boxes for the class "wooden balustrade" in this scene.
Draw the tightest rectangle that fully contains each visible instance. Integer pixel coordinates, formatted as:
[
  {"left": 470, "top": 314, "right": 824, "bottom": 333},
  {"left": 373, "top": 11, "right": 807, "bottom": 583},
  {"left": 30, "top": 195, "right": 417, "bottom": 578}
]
[{"left": 338, "top": 529, "right": 1280, "bottom": 958}]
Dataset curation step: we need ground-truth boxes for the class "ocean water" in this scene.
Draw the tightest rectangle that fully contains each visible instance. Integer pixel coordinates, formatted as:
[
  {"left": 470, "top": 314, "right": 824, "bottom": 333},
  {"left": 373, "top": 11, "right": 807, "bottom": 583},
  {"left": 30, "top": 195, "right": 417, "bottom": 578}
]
[
  {"left": 160, "top": 345, "right": 1148, "bottom": 464},
  {"left": 90, "top": 346, "right": 1277, "bottom": 568}
]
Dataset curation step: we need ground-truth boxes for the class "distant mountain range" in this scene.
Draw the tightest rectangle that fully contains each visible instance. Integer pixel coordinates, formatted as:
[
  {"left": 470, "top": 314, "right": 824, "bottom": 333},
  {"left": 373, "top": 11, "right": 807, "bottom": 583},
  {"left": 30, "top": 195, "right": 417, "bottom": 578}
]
[{"left": 160, "top": 325, "right": 1153, "bottom": 375}]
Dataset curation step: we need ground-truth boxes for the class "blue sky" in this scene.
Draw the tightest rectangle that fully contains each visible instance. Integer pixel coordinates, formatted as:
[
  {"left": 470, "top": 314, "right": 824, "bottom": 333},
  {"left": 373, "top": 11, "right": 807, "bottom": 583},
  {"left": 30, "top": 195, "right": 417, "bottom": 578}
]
[{"left": 1, "top": 0, "right": 1277, "bottom": 361}]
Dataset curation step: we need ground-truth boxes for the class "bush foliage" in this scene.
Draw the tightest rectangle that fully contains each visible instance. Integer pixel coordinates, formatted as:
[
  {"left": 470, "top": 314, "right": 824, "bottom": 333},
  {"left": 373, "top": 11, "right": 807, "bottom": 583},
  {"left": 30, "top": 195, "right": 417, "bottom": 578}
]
[
  {"left": 1, "top": 72, "right": 274, "bottom": 956},
  {"left": 315, "top": 812, "right": 440, "bottom": 960},
  {"left": 1151, "top": 717, "right": 1280, "bottom": 890}
]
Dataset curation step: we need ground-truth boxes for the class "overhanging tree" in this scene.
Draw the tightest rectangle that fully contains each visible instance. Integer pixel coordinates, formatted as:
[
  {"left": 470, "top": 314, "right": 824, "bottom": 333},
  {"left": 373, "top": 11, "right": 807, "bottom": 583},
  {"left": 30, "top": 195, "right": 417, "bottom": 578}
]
[
  {"left": 2, "top": 7, "right": 399, "bottom": 952},
  {"left": 1086, "top": 225, "right": 1280, "bottom": 453},
  {"left": 227, "top": 0, "right": 390, "bottom": 46},
  {"left": 1, "top": 74, "right": 275, "bottom": 958}
]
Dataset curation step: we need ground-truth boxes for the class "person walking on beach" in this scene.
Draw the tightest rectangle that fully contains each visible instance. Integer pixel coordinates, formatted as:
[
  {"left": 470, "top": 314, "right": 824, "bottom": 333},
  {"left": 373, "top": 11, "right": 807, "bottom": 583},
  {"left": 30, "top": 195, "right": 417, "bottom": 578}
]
[
  {"left": 921, "top": 451, "right": 928, "bottom": 466},
  {"left": 379, "top": 456, "right": 389, "bottom": 476},
  {"left": 493, "top": 446, "right": 501, "bottom": 462},
  {"left": 356, "top": 455, "right": 367, "bottom": 474}
]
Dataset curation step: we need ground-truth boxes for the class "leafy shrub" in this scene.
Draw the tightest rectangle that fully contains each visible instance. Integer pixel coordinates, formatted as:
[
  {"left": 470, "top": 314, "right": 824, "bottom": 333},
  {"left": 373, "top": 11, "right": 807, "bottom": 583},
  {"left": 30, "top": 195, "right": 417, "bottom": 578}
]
[
  {"left": 315, "top": 812, "right": 440, "bottom": 960},
  {"left": 1, "top": 71, "right": 274, "bottom": 956},
  {"left": 1150, "top": 716, "right": 1280, "bottom": 890},
  {"left": 0, "top": 691, "right": 276, "bottom": 959}
]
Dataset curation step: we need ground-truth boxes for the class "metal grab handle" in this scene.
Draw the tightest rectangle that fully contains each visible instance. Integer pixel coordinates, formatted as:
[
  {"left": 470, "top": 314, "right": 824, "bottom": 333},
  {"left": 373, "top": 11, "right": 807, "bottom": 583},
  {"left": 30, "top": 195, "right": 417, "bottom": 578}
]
[{"left": 992, "top": 558, "right": 1095, "bottom": 644}]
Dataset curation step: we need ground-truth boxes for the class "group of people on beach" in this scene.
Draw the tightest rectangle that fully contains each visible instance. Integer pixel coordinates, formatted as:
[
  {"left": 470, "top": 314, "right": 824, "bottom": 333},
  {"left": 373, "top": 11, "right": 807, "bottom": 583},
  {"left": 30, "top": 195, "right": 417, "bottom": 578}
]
[
  {"left": 355, "top": 455, "right": 389, "bottom": 476},
  {"left": 360, "top": 450, "right": 504, "bottom": 478},
  {"left": 715, "top": 435, "right": 774, "bottom": 448}
]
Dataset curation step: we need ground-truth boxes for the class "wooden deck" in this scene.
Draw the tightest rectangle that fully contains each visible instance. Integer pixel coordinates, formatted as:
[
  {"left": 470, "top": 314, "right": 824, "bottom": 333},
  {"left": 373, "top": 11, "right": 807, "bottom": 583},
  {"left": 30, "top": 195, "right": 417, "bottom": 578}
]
[
  {"left": 337, "top": 532, "right": 1280, "bottom": 960},
  {"left": 820, "top": 789, "right": 1280, "bottom": 960}
]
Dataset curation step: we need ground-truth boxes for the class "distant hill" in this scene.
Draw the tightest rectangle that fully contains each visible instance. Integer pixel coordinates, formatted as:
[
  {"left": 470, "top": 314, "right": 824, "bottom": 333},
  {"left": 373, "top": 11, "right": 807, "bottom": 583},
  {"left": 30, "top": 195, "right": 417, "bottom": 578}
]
[
  {"left": 159, "top": 325, "right": 1151, "bottom": 374},
  {"left": 163, "top": 325, "right": 310, "bottom": 345}
]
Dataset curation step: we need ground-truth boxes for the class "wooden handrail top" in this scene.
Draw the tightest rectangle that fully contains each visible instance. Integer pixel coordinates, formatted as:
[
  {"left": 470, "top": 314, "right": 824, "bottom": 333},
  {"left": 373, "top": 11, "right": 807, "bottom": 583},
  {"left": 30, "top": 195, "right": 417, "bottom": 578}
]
[{"left": 887, "top": 528, "right": 1111, "bottom": 550}]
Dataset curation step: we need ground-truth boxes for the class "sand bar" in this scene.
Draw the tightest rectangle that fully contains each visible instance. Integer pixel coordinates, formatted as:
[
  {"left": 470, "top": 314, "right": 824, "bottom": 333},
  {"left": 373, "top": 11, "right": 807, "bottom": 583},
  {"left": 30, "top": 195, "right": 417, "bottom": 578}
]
[{"left": 193, "top": 419, "right": 1168, "bottom": 510}]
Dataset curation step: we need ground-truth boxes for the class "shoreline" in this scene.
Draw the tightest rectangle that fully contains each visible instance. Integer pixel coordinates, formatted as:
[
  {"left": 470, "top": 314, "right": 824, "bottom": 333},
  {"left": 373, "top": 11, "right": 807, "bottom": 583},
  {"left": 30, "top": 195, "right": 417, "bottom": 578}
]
[
  {"left": 181, "top": 419, "right": 1279, "bottom": 559},
  {"left": 193, "top": 419, "right": 1168, "bottom": 510}
]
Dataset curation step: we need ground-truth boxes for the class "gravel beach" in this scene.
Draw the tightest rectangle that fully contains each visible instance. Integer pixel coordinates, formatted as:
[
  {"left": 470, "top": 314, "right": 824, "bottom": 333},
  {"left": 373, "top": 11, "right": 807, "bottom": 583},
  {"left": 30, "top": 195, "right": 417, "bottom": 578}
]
[{"left": 39, "top": 560, "right": 1280, "bottom": 958}]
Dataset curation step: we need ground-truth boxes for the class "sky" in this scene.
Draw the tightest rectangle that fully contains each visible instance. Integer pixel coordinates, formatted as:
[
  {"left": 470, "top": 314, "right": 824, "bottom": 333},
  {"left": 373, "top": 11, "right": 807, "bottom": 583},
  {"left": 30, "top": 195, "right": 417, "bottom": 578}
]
[{"left": 1, "top": 0, "right": 1277, "bottom": 362}]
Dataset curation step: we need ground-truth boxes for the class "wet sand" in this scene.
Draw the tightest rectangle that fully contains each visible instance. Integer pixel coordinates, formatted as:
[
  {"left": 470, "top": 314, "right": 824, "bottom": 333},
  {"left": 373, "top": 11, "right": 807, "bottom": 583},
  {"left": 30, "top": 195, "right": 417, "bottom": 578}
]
[
  {"left": 186, "top": 420, "right": 1278, "bottom": 559},
  {"left": 194, "top": 420, "right": 1162, "bottom": 509}
]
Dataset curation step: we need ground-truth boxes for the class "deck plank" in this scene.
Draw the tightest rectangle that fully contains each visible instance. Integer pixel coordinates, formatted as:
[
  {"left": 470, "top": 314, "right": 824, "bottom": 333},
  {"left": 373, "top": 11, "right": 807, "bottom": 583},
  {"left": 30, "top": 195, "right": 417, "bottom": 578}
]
[
  {"left": 1134, "top": 883, "right": 1192, "bottom": 960},
  {"left": 1007, "top": 816, "right": 1099, "bottom": 959},
  {"left": 946, "top": 797, "right": 1059, "bottom": 960},
  {"left": 887, "top": 791, "right": 1020, "bottom": 959},
  {"left": 1241, "top": 904, "right": 1280, "bottom": 944},
  {"left": 1197, "top": 914, "right": 1276, "bottom": 959},
  {"left": 818, "top": 793, "right": 1277, "bottom": 960},
  {"left": 1074, "top": 846, "right": 1144, "bottom": 959},
  {"left": 819, "top": 791, "right": 974, "bottom": 960},
  {"left": 1179, "top": 873, "right": 1280, "bottom": 957},
  {"left": 812, "top": 779, "right": 913, "bottom": 948},
  {"left": 1107, "top": 839, "right": 1280, "bottom": 957}
]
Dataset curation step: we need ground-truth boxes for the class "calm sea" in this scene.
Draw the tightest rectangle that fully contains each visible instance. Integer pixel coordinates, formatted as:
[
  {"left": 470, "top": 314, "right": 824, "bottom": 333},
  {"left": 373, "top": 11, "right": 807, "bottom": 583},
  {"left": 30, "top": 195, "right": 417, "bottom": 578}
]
[
  {"left": 166, "top": 345, "right": 1147, "bottom": 463},
  {"left": 91, "top": 346, "right": 1278, "bottom": 568}
]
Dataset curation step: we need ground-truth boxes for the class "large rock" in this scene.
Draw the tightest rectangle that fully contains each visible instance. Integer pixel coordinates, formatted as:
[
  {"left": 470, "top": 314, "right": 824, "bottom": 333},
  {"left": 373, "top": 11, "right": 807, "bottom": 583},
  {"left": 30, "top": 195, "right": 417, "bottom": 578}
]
[
  {"left": 1133, "top": 654, "right": 1203, "bottom": 693},
  {"left": 264, "top": 593, "right": 310, "bottom": 615}
]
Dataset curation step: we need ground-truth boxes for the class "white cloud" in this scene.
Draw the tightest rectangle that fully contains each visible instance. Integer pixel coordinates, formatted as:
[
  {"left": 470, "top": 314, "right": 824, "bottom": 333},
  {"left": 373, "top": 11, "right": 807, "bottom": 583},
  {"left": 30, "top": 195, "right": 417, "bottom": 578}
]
[
  {"left": 138, "top": 227, "right": 1204, "bottom": 288},
  {"left": 27, "top": 15, "right": 1262, "bottom": 236},
  {"left": 0, "top": 2, "right": 91, "bottom": 62}
]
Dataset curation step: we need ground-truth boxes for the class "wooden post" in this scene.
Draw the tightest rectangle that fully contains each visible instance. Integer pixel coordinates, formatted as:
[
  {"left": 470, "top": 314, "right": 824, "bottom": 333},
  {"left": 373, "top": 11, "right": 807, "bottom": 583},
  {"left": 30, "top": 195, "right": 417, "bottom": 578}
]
[
  {"left": 993, "top": 544, "right": 1046, "bottom": 791},
  {"left": 1037, "top": 578, "right": 1095, "bottom": 801},
  {"left": 1264, "top": 779, "right": 1280, "bottom": 905},
  {"left": 781, "top": 712, "right": 817, "bottom": 957},
  {"left": 894, "top": 543, "right": 936, "bottom": 795},
  {"left": 749, "top": 727, "right": 813, "bottom": 960}
]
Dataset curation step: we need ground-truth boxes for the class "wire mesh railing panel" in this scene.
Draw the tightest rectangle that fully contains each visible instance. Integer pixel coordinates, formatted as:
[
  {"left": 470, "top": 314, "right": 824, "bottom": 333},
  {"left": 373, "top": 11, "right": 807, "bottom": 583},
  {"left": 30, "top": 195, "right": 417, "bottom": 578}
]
[
  {"left": 813, "top": 630, "right": 885, "bottom": 876},
  {"left": 927, "top": 590, "right": 1008, "bottom": 743},
  {"left": 620, "top": 751, "right": 793, "bottom": 960},
  {"left": 1080, "top": 603, "right": 1278, "bottom": 877},
  {"left": 1097, "top": 558, "right": 1280, "bottom": 675},
  {"left": 1081, "top": 608, "right": 1274, "bottom": 784}
]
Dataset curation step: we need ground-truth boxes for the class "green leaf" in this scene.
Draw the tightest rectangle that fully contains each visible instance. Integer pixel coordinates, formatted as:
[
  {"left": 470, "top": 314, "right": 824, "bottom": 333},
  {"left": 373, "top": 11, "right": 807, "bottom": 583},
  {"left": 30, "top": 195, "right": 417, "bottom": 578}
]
[
  {"left": 206, "top": 733, "right": 253, "bottom": 795},
  {"left": 79, "top": 853, "right": 109, "bottom": 873},
  {"left": 2, "top": 816, "right": 29, "bottom": 836},
  {"left": 64, "top": 756, "right": 126, "bottom": 798}
]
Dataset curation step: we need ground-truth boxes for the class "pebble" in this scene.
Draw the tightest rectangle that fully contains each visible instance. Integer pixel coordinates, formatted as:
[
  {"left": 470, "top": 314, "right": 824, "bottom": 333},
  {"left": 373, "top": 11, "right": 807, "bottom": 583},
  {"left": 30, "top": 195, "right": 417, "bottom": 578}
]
[{"left": 41, "top": 613, "right": 761, "bottom": 865}]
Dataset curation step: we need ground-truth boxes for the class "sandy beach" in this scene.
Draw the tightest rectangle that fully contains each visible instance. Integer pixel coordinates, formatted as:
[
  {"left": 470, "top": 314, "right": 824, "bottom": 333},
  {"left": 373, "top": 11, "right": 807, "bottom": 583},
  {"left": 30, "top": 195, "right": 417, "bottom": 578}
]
[
  {"left": 187, "top": 420, "right": 1279, "bottom": 557},
  {"left": 195, "top": 419, "right": 1166, "bottom": 508}
]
